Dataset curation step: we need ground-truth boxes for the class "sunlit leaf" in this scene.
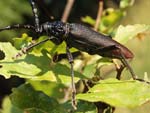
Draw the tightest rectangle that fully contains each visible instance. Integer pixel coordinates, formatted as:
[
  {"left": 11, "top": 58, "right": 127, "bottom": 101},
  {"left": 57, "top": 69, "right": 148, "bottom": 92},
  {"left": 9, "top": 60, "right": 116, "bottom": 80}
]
[
  {"left": 29, "top": 80, "right": 66, "bottom": 99},
  {"left": 77, "top": 78, "right": 150, "bottom": 108},
  {"left": 114, "top": 24, "right": 150, "bottom": 44},
  {"left": 10, "top": 84, "right": 66, "bottom": 113},
  {"left": 81, "top": 16, "right": 95, "bottom": 26},
  {"left": 82, "top": 63, "right": 96, "bottom": 78},
  {"left": 13, "top": 33, "right": 33, "bottom": 49},
  {"left": 0, "top": 41, "right": 84, "bottom": 85},
  {"left": 0, "top": 97, "right": 23, "bottom": 113},
  {"left": 99, "top": 9, "right": 125, "bottom": 33},
  {"left": 120, "top": 0, "right": 135, "bottom": 8},
  {"left": 0, "top": 42, "right": 41, "bottom": 78}
]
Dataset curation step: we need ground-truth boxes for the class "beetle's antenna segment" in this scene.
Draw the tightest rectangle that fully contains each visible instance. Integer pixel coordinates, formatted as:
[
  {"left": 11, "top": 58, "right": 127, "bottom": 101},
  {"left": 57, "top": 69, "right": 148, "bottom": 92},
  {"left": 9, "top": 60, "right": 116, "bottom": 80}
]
[
  {"left": 0, "top": 24, "right": 35, "bottom": 32},
  {"left": 30, "top": 0, "right": 40, "bottom": 32}
]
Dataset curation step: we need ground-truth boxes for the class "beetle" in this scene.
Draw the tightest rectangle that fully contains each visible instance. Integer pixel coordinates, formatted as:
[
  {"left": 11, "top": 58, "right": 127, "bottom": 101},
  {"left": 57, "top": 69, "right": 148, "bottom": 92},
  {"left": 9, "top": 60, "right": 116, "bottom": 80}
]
[{"left": 0, "top": 0, "right": 143, "bottom": 109}]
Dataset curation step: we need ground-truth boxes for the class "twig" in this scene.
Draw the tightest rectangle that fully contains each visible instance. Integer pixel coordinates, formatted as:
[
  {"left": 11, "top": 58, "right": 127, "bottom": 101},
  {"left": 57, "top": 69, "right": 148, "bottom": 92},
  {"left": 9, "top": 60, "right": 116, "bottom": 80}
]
[
  {"left": 116, "top": 65, "right": 125, "bottom": 80},
  {"left": 94, "top": 0, "right": 104, "bottom": 31},
  {"left": 113, "top": 59, "right": 125, "bottom": 80},
  {"left": 61, "top": 0, "right": 75, "bottom": 22}
]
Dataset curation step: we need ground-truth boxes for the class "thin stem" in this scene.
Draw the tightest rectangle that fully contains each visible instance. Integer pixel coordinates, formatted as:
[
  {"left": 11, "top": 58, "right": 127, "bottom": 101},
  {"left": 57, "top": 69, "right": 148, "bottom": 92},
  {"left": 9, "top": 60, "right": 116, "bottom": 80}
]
[
  {"left": 94, "top": 0, "right": 104, "bottom": 31},
  {"left": 113, "top": 59, "right": 125, "bottom": 80},
  {"left": 61, "top": 0, "right": 75, "bottom": 22}
]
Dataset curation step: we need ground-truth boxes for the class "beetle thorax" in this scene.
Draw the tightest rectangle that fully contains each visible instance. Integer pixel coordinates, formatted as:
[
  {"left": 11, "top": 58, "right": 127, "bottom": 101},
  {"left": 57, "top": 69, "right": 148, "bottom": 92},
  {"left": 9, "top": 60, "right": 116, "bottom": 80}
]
[{"left": 42, "top": 21, "right": 70, "bottom": 39}]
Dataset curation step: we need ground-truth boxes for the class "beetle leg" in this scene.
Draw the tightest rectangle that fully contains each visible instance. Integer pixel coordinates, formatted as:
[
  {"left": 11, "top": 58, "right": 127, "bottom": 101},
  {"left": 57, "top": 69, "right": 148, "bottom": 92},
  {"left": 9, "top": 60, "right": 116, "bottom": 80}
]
[
  {"left": 12, "top": 36, "right": 55, "bottom": 59},
  {"left": 120, "top": 53, "right": 150, "bottom": 84},
  {"left": 13, "top": 38, "right": 50, "bottom": 59},
  {"left": 119, "top": 52, "right": 137, "bottom": 79},
  {"left": 66, "top": 46, "right": 77, "bottom": 110}
]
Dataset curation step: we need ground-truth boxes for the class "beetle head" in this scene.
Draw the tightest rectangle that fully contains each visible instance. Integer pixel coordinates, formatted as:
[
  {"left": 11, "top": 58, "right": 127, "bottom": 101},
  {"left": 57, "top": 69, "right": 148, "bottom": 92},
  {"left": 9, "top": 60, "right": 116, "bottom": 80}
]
[{"left": 43, "top": 21, "right": 69, "bottom": 37}]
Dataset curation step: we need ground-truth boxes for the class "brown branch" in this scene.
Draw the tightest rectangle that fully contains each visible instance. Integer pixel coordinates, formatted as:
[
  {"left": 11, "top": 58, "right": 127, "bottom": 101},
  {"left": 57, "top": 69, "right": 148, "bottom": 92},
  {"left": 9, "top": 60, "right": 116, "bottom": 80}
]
[
  {"left": 113, "top": 59, "right": 125, "bottom": 80},
  {"left": 61, "top": 0, "right": 75, "bottom": 22},
  {"left": 116, "top": 65, "right": 125, "bottom": 80},
  {"left": 94, "top": 0, "right": 104, "bottom": 31}
]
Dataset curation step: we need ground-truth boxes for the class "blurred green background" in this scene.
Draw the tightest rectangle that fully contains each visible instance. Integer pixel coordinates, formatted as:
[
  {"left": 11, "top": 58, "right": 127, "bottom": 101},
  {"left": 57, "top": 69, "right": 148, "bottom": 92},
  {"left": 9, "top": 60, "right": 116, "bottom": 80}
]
[
  {"left": 122, "top": 0, "right": 150, "bottom": 76},
  {"left": 0, "top": 0, "right": 150, "bottom": 113},
  {"left": 117, "top": 0, "right": 150, "bottom": 112}
]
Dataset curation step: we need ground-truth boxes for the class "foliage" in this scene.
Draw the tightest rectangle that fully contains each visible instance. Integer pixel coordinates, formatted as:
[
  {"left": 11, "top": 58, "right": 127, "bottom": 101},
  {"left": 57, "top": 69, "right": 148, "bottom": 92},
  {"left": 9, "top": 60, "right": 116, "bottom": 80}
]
[
  {"left": 0, "top": 24, "right": 150, "bottom": 113},
  {"left": 0, "top": 0, "right": 150, "bottom": 113},
  {"left": 0, "top": 0, "right": 31, "bottom": 41},
  {"left": 77, "top": 78, "right": 150, "bottom": 108}
]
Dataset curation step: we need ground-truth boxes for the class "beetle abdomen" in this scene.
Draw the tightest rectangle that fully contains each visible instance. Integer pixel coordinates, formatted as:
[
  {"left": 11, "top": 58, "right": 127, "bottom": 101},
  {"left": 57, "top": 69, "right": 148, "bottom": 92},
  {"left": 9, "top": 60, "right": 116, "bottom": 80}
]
[{"left": 67, "top": 23, "right": 134, "bottom": 59}]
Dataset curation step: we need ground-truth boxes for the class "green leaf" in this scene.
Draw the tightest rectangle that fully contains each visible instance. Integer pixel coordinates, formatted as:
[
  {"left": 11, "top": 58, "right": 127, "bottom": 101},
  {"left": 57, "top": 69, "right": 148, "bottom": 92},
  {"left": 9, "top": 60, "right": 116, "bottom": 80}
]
[
  {"left": 63, "top": 100, "right": 97, "bottom": 113},
  {"left": 13, "top": 34, "right": 77, "bottom": 55},
  {"left": 0, "top": 1, "right": 32, "bottom": 41},
  {"left": 29, "top": 80, "right": 66, "bottom": 99},
  {"left": 82, "top": 63, "right": 96, "bottom": 78},
  {"left": 99, "top": 9, "right": 125, "bottom": 33},
  {"left": 82, "top": 58, "right": 112, "bottom": 78},
  {"left": 114, "top": 24, "right": 150, "bottom": 44},
  {"left": 50, "top": 41, "right": 78, "bottom": 54},
  {"left": 96, "top": 57, "right": 113, "bottom": 68},
  {"left": 81, "top": 16, "right": 95, "bottom": 26},
  {"left": 75, "top": 101, "right": 97, "bottom": 113},
  {"left": 0, "top": 97, "right": 23, "bottom": 113},
  {"left": 120, "top": 0, "right": 135, "bottom": 8},
  {"left": 0, "top": 42, "right": 41, "bottom": 78},
  {"left": 13, "top": 33, "right": 33, "bottom": 50},
  {"left": 77, "top": 78, "right": 150, "bottom": 108},
  {"left": 10, "top": 84, "right": 66, "bottom": 113},
  {"left": 0, "top": 41, "right": 84, "bottom": 85}
]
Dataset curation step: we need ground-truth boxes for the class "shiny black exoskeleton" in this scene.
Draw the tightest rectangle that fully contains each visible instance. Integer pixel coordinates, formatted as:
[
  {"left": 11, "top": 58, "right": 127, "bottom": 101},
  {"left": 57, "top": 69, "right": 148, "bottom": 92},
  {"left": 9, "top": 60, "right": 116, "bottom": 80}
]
[{"left": 41, "top": 21, "right": 133, "bottom": 59}]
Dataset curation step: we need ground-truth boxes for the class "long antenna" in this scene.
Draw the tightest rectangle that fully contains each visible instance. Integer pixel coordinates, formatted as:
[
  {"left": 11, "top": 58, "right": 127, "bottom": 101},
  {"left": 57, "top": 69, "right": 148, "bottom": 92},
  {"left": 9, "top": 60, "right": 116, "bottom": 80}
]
[
  {"left": 0, "top": 24, "right": 35, "bottom": 32},
  {"left": 30, "top": 0, "right": 40, "bottom": 32}
]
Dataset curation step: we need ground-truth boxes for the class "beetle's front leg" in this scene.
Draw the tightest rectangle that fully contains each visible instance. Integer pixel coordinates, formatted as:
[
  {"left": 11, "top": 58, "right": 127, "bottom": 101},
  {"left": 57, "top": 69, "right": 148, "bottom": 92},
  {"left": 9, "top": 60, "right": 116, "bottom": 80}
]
[{"left": 66, "top": 46, "right": 77, "bottom": 110}]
